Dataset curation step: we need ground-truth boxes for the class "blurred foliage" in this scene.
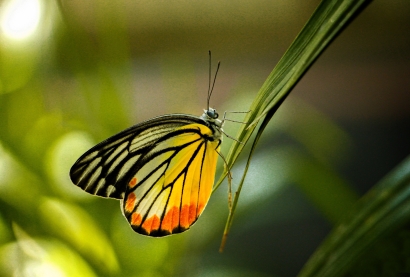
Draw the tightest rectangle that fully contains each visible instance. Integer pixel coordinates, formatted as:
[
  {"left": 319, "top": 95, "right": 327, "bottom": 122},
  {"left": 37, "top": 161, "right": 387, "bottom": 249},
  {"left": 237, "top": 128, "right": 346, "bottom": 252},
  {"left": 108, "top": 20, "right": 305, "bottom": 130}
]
[
  {"left": 299, "top": 156, "right": 410, "bottom": 277},
  {"left": 0, "top": 0, "right": 409, "bottom": 276}
]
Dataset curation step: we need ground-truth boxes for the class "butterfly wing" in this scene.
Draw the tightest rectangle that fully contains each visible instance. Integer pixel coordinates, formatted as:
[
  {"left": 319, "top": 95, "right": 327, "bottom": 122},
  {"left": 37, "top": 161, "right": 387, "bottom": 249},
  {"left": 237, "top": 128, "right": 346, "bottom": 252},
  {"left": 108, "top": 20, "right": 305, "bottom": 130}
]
[
  {"left": 122, "top": 123, "right": 220, "bottom": 236},
  {"left": 70, "top": 114, "right": 211, "bottom": 200}
]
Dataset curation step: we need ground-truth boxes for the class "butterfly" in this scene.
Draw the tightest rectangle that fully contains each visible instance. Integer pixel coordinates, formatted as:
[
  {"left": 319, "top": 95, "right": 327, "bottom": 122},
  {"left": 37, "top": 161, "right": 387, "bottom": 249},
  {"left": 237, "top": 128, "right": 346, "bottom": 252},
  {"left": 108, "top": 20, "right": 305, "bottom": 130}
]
[{"left": 70, "top": 57, "right": 227, "bottom": 236}]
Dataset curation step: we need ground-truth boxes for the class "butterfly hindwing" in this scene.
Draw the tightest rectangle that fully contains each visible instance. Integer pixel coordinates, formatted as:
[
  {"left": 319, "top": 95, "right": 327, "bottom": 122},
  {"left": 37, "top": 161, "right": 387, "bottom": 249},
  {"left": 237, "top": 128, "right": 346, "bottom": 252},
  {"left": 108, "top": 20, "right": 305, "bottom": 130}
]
[{"left": 122, "top": 123, "right": 220, "bottom": 236}]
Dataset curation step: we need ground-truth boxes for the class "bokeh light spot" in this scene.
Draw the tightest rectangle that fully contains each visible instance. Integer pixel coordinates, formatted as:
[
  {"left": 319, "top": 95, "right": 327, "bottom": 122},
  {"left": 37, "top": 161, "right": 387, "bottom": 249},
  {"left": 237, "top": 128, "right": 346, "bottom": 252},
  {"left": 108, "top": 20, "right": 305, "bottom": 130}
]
[{"left": 1, "top": 0, "right": 41, "bottom": 40}]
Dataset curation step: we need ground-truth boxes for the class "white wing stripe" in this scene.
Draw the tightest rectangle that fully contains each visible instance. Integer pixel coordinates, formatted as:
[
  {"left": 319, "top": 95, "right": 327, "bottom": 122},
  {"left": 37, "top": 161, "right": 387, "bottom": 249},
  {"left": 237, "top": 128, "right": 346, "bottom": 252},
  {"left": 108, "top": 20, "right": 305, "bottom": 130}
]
[
  {"left": 85, "top": 165, "right": 102, "bottom": 191},
  {"left": 107, "top": 150, "right": 128, "bottom": 176},
  {"left": 81, "top": 156, "right": 102, "bottom": 182},
  {"left": 105, "top": 141, "right": 128, "bottom": 166},
  {"left": 118, "top": 155, "right": 140, "bottom": 181}
]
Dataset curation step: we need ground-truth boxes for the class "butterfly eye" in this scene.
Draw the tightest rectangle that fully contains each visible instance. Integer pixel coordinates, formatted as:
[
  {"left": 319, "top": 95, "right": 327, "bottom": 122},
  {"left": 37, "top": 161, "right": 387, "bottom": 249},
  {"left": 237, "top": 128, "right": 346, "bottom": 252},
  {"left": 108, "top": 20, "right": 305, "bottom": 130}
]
[{"left": 207, "top": 109, "right": 219, "bottom": 119}]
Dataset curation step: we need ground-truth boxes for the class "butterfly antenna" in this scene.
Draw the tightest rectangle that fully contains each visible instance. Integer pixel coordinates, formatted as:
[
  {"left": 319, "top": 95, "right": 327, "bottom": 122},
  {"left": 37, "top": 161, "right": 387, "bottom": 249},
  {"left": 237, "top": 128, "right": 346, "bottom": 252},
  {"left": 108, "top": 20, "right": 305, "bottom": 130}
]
[
  {"left": 207, "top": 51, "right": 212, "bottom": 110},
  {"left": 207, "top": 51, "right": 221, "bottom": 110}
]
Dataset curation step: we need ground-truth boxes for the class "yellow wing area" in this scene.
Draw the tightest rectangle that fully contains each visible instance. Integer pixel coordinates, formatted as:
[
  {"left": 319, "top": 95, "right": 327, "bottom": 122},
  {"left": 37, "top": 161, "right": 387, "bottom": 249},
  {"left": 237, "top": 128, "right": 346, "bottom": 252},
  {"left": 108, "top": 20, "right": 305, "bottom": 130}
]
[{"left": 122, "top": 123, "right": 220, "bottom": 236}]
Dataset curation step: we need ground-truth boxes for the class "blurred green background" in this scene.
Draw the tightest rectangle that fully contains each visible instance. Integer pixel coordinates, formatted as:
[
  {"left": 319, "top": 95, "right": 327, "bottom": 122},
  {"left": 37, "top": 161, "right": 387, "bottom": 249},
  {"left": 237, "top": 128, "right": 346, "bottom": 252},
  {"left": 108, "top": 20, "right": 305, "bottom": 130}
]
[{"left": 0, "top": 0, "right": 409, "bottom": 276}]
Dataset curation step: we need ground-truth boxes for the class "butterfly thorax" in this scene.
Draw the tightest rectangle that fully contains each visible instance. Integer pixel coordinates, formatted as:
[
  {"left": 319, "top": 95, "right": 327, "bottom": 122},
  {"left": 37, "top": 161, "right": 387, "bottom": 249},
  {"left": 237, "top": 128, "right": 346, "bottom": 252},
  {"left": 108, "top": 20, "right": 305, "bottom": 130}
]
[{"left": 200, "top": 108, "right": 223, "bottom": 141}]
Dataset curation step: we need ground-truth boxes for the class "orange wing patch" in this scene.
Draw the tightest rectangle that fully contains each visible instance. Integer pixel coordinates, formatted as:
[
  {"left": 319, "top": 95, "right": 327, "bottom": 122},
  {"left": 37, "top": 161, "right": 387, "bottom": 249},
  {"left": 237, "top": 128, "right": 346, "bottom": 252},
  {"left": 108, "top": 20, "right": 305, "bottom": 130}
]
[
  {"left": 122, "top": 123, "right": 220, "bottom": 236},
  {"left": 131, "top": 213, "right": 142, "bottom": 226},
  {"left": 161, "top": 206, "right": 179, "bottom": 233},
  {"left": 128, "top": 177, "right": 138, "bottom": 188},
  {"left": 179, "top": 204, "right": 198, "bottom": 229},
  {"left": 124, "top": 192, "right": 137, "bottom": 213},
  {"left": 141, "top": 215, "right": 161, "bottom": 234}
]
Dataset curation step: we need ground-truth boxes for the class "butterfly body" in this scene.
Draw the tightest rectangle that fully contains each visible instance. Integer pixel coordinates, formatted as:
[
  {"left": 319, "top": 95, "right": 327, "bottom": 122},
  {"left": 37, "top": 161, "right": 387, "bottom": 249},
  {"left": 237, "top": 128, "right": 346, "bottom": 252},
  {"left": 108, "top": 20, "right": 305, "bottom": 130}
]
[{"left": 70, "top": 109, "right": 223, "bottom": 236}]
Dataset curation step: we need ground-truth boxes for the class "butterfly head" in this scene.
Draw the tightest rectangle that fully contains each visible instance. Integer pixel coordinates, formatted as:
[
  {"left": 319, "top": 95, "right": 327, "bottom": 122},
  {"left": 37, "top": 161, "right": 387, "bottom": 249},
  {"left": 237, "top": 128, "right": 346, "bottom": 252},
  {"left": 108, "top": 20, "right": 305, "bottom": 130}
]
[{"left": 201, "top": 108, "right": 223, "bottom": 130}]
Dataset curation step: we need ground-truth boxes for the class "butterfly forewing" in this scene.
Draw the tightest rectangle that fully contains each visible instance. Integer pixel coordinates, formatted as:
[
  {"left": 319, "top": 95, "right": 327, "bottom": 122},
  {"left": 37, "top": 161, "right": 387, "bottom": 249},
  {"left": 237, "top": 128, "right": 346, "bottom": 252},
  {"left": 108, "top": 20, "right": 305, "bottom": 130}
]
[{"left": 70, "top": 115, "right": 209, "bottom": 199}]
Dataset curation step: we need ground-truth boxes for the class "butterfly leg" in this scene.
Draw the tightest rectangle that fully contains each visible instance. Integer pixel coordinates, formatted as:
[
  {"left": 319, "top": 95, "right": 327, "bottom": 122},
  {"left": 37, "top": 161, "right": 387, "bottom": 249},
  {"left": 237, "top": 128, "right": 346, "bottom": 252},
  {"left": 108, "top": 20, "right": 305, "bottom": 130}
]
[
  {"left": 222, "top": 110, "right": 251, "bottom": 125},
  {"left": 221, "top": 130, "right": 245, "bottom": 145},
  {"left": 216, "top": 150, "right": 233, "bottom": 210}
]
